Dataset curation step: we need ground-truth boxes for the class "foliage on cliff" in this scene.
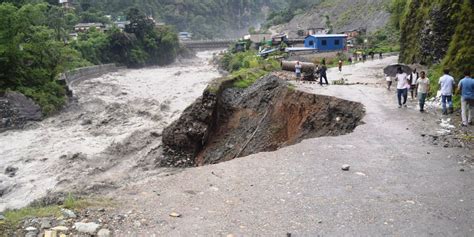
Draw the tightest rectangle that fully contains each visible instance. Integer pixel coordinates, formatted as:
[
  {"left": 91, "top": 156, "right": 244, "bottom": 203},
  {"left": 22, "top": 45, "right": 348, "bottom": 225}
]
[
  {"left": 0, "top": 2, "right": 180, "bottom": 114},
  {"left": 0, "top": 3, "right": 91, "bottom": 114},
  {"left": 72, "top": 8, "right": 179, "bottom": 68},
  {"left": 396, "top": 0, "right": 473, "bottom": 81},
  {"left": 216, "top": 50, "right": 280, "bottom": 90}
]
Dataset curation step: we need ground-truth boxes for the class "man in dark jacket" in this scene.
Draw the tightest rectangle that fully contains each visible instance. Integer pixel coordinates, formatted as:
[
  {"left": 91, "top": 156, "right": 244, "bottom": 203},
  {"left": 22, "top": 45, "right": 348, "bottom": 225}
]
[{"left": 319, "top": 63, "right": 328, "bottom": 86}]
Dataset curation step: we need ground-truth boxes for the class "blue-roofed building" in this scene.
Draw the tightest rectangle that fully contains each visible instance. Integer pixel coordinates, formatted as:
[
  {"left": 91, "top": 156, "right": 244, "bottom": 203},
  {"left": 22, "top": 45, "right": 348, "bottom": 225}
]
[{"left": 304, "top": 34, "right": 347, "bottom": 51}]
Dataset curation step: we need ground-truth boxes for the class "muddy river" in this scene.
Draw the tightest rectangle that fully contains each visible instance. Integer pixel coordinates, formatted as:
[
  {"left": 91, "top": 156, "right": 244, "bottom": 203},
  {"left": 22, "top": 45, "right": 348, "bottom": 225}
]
[{"left": 0, "top": 50, "right": 222, "bottom": 211}]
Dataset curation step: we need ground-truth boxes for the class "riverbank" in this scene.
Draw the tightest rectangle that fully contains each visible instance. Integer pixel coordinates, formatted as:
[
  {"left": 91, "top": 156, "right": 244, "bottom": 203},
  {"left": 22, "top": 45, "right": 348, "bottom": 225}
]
[{"left": 0, "top": 51, "right": 221, "bottom": 212}]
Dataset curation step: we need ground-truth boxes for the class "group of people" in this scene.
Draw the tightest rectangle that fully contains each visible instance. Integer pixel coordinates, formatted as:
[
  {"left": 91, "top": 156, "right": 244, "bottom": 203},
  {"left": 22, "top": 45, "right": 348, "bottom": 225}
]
[
  {"left": 294, "top": 61, "right": 328, "bottom": 85},
  {"left": 391, "top": 67, "right": 473, "bottom": 127}
]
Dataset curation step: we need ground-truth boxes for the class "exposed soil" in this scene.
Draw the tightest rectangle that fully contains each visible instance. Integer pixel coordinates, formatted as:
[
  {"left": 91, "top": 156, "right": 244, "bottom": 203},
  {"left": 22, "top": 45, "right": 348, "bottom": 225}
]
[{"left": 162, "top": 75, "right": 365, "bottom": 166}]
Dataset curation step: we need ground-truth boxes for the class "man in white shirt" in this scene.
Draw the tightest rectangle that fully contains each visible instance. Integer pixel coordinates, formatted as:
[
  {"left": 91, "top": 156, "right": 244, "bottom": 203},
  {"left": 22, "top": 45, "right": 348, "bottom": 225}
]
[
  {"left": 295, "top": 61, "right": 302, "bottom": 83},
  {"left": 416, "top": 71, "right": 430, "bottom": 112},
  {"left": 395, "top": 67, "right": 409, "bottom": 108},
  {"left": 438, "top": 68, "right": 456, "bottom": 114}
]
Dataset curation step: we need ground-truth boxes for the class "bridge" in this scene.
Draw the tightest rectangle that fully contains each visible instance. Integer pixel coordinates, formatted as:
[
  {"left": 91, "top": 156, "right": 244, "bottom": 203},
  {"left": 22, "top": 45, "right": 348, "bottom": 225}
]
[
  {"left": 180, "top": 38, "right": 306, "bottom": 50},
  {"left": 181, "top": 39, "right": 236, "bottom": 50}
]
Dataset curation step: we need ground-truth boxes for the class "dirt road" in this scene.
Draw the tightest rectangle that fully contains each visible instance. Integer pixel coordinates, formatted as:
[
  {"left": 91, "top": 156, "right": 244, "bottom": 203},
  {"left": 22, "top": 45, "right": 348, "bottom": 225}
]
[{"left": 108, "top": 56, "right": 473, "bottom": 236}]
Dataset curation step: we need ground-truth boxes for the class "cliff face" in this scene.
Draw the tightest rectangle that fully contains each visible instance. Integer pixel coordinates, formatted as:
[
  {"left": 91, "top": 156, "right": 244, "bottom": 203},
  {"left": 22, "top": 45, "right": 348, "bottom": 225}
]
[
  {"left": 399, "top": 0, "right": 473, "bottom": 78},
  {"left": 270, "top": 0, "right": 391, "bottom": 37},
  {"left": 162, "top": 75, "right": 365, "bottom": 167}
]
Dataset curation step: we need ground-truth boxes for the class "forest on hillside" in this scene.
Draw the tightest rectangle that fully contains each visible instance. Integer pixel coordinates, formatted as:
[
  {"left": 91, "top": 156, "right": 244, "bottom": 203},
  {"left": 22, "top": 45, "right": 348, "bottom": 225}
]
[
  {"left": 71, "top": 0, "right": 293, "bottom": 39},
  {"left": 0, "top": 1, "right": 179, "bottom": 114}
]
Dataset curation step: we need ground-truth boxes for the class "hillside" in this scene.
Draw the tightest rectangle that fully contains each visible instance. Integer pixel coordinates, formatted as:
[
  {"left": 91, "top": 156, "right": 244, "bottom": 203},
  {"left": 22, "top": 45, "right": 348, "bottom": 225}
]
[
  {"left": 73, "top": 0, "right": 291, "bottom": 39},
  {"left": 396, "top": 0, "right": 473, "bottom": 81},
  {"left": 268, "top": 0, "right": 391, "bottom": 37}
]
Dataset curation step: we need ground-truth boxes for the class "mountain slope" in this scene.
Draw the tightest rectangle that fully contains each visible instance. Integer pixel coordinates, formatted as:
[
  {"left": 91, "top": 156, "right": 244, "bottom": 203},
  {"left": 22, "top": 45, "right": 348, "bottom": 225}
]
[
  {"left": 74, "top": 0, "right": 290, "bottom": 39},
  {"left": 269, "top": 0, "right": 391, "bottom": 37}
]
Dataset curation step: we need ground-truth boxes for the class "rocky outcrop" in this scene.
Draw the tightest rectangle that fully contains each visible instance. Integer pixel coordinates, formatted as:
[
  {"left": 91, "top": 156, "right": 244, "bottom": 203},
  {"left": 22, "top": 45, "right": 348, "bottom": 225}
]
[
  {"left": 162, "top": 75, "right": 365, "bottom": 167},
  {"left": 270, "top": 0, "right": 390, "bottom": 37},
  {"left": 0, "top": 92, "right": 42, "bottom": 132},
  {"left": 162, "top": 90, "right": 218, "bottom": 166}
]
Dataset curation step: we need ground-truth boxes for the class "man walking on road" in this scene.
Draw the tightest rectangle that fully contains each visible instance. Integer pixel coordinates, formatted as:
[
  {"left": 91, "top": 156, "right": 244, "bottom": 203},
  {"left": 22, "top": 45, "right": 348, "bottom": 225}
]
[
  {"left": 395, "top": 67, "right": 409, "bottom": 108},
  {"left": 417, "top": 71, "right": 430, "bottom": 112},
  {"left": 458, "top": 70, "right": 474, "bottom": 126},
  {"left": 439, "top": 68, "right": 456, "bottom": 115},
  {"left": 319, "top": 63, "right": 328, "bottom": 86},
  {"left": 295, "top": 61, "right": 302, "bottom": 83}
]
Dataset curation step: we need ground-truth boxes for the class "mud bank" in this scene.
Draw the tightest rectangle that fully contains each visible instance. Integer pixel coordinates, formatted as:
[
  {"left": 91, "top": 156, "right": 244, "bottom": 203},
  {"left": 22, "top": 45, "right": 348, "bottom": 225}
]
[{"left": 162, "top": 75, "right": 365, "bottom": 166}]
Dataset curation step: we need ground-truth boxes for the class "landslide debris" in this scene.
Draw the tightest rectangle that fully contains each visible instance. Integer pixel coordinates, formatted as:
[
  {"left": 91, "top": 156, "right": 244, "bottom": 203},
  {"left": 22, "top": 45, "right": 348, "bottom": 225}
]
[{"left": 161, "top": 75, "right": 365, "bottom": 167}]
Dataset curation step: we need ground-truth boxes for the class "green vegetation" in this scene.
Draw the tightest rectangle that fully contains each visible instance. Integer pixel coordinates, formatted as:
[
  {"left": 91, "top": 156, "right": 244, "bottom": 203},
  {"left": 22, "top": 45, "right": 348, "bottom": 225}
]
[
  {"left": 365, "top": 25, "right": 400, "bottom": 53},
  {"left": 207, "top": 49, "right": 282, "bottom": 94},
  {"left": 0, "top": 1, "right": 180, "bottom": 115},
  {"left": 219, "top": 50, "right": 281, "bottom": 89},
  {"left": 1, "top": 206, "right": 62, "bottom": 228},
  {"left": 73, "top": 0, "right": 290, "bottom": 39},
  {"left": 394, "top": 0, "right": 473, "bottom": 105},
  {"left": 0, "top": 194, "right": 114, "bottom": 232},
  {"left": 0, "top": 2, "right": 91, "bottom": 114}
]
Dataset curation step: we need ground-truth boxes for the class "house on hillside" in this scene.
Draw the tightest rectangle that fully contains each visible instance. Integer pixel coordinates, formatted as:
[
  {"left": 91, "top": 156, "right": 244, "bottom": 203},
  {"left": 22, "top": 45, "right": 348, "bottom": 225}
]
[
  {"left": 304, "top": 34, "right": 347, "bottom": 51},
  {"left": 307, "top": 27, "right": 328, "bottom": 35},
  {"left": 114, "top": 21, "right": 130, "bottom": 31},
  {"left": 74, "top": 23, "right": 106, "bottom": 33},
  {"left": 340, "top": 28, "right": 366, "bottom": 39},
  {"left": 59, "top": 0, "right": 74, "bottom": 9},
  {"left": 247, "top": 33, "right": 272, "bottom": 43},
  {"left": 178, "top": 32, "right": 192, "bottom": 41}
]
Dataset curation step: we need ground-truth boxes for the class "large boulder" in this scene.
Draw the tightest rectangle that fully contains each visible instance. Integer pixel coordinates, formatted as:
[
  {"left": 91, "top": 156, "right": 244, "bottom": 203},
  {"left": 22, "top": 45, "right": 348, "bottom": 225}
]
[{"left": 0, "top": 91, "right": 42, "bottom": 132}]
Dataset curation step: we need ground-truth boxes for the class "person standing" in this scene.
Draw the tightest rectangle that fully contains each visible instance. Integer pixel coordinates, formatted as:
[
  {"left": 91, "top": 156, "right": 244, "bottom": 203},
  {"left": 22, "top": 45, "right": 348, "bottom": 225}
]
[
  {"left": 319, "top": 63, "right": 328, "bottom": 86},
  {"left": 438, "top": 68, "right": 456, "bottom": 115},
  {"left": 338, "top": 60, "right": 343, "bottom": 72},
  {"left": 295, "top": 61, "right": 302, "bottom": 83},
  {"left": 395, "top": 67, "right": 409, "bottom": 108},
  {"left": 416, "top": 71, "right": 430, "bottom": 112},
  {"left": 458, "top": 70, "right": 474, "bottom": 126},
  {"left": 385, "top": 74, "right": 392, "bottom": 91},
  {"left": 409, "top": 68, "right": 419, "bottom": 99}
]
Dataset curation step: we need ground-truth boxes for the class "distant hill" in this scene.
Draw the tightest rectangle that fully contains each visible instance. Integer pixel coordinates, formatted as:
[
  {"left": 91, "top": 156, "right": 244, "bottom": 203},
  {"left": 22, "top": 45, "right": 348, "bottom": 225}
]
[
  {"left": 268, "top": 0, "right": 391, "bottom": 37},
  {"left": 73, "top": 0, "right": 291, "bottom": 39}
]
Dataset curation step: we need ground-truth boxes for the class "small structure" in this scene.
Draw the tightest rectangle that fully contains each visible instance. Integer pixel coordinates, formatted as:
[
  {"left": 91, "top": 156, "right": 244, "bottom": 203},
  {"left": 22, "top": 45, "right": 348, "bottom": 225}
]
[
  {"left": 178, "top": 32, "right": 192, "bottom": 41},
  {"left": 247, "top": 33, "right": 272, "bottom": 43},
  {"left": 114, "top": 21, "right": 130, "bottom": 30},
  {"left": 304, "top": 34, "right": 348, "bottom": 51},
  {"left": 69, "top": 32, "right": 78, "bottom": 41},
  {"left": 307, "top": 27, "right": 329, "bottom": 36},
  {"left": 74, "top": 23, "right": 105, "bottom": 32},
  {"left": 59, "top": 0, "right": 73, "bottom": 9},
  {"left": 340, "top": 28, "right": 366, "bottom": 39}
]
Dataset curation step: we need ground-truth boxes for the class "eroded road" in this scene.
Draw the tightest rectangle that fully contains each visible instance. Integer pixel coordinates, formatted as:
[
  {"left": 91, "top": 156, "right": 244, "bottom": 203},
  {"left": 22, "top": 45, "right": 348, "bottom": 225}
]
[{"left": 108, "top": 56, "right": 473, "bottom": 236}]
